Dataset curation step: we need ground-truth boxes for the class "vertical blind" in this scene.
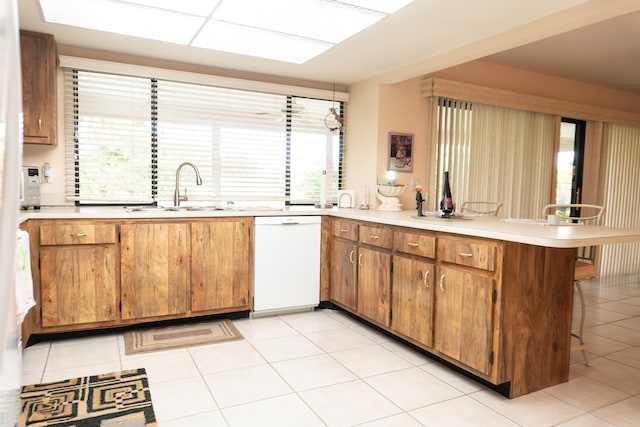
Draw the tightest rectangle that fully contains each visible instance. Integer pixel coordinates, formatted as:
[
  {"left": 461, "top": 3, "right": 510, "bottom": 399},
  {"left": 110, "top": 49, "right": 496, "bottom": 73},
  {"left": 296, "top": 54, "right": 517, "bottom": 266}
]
[
  {"left": 433, "top": 99, "right": 555, "bottom": 218},
  {"left": 598, "top": 123, "right": 640, "bottom": 276},
  {"left": 64, "top": 69, "right": 344, "bottom": 205}
]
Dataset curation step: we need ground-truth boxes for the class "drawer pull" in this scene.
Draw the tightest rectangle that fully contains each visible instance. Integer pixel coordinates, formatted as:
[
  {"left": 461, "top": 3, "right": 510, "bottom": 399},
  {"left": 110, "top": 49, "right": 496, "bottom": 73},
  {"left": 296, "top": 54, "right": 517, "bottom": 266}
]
[
  {"left": 369, "top": 235, "right": 379, "bottom": 239},
  {"left": 358, "top": 252, "right": 363, "bottom": 267},
  {"left": 440, "top": 273, "right": 445, "bottom": 292},
  {"left": 407, "top": 242, "right": 419, "bottom": 247},
  {"left": 349, "top": 250, "right": 355, "bottom": 264},
  {"left": 340, "top": 228, "right": 349, "bottom": 233},
  {"left": 423, "top": 270, "right": 430, "bottom": 288},
  {"left": 458, "top": 252, "right": 473, "bottom": 257},
  {"left": 71, "top": 233, "right": 87, "bottom": 238}
]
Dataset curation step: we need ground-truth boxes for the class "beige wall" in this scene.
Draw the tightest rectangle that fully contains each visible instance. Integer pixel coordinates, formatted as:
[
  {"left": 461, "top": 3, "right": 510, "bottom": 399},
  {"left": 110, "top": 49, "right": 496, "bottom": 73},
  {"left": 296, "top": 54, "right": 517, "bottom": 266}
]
[{"left": 343, "top": 77, "right": 429, "bottom": 210}]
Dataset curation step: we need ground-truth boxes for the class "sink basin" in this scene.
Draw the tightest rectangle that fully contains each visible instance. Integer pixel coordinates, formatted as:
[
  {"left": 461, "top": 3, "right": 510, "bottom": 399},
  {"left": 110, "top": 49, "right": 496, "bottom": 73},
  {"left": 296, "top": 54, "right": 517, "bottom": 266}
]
[
  {"left": 184, "top": 206, "right": 225, "bottom": 211},
  {"left": 224, "top": 206, "right": 284, "bottom": 211},
  {"left": 123, "top": 205, "right": 283, "bottom": 213},
  {"left": 123, "top": 206, "right": 185, "bottom": 212}
]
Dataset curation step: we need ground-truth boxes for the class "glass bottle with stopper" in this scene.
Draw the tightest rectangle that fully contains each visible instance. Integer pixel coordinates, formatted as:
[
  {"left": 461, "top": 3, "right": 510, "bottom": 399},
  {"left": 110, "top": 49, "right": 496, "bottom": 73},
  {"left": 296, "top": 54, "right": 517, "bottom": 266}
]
[{"left": 439, "top": 171, "right": 454, "bottom": 218}]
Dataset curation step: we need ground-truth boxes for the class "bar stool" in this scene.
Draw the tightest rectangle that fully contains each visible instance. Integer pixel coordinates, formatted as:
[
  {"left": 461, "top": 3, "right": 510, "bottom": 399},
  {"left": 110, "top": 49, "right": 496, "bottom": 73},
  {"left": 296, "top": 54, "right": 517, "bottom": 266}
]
[
  {"left": 460, "top": 201, "right": 502, "bottom": 216},
  {"left": 542, "top": 203, "right": 605, "bottom": 366}
]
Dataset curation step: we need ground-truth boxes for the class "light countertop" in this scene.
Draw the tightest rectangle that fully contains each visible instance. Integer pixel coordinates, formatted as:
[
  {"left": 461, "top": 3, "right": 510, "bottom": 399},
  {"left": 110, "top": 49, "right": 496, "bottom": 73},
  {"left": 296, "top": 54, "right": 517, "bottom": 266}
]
[{"left": 19, "top": 205, "right": 640, "bottom": 249}]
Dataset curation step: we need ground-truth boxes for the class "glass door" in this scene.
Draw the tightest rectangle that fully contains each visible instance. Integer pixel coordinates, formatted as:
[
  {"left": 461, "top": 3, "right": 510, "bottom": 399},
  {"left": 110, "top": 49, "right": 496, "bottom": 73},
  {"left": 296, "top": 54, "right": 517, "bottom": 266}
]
[{"left": 555, "top": 118, "right": 586, "bottom": 218}]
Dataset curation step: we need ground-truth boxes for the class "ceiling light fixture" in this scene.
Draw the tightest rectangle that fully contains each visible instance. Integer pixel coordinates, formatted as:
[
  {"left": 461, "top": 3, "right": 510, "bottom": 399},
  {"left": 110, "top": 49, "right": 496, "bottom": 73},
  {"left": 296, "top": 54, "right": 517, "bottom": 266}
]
[{"left": 38, "top": 0, "right": 415, "bottom": 64}]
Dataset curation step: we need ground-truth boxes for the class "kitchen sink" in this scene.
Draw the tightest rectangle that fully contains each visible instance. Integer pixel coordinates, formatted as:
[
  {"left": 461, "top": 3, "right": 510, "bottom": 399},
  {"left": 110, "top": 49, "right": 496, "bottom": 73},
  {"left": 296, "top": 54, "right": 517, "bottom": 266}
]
[
  {"left": 123, "top": 205, "right": 193, "bottom": 212},
  {"left": 123, "top": 205, "right": 283, "bottom": 213}
]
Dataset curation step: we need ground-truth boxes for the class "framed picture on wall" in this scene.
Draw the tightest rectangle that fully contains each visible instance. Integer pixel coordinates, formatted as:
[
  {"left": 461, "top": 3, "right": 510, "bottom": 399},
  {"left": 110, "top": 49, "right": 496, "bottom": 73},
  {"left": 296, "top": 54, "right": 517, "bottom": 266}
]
[{"left": 388, "top": 132, "right": 413, "bottom": 172}]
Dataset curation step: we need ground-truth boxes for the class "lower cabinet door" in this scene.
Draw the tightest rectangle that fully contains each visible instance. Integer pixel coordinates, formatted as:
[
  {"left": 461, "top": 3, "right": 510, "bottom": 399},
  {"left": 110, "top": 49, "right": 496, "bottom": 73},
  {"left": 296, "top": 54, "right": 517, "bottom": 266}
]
[
  {"left": 120, "top": 223, "right": 190, "bottom": 320},
  {"left": 330, "top": 239, "right": 358, "bottom": 311},
  {"left": 40, "top": 245, "right": 117, "bottom": 327},
  {"left": 391, "top": 255, "right": 434, "bottom": 347},
  {"left": 434, "top": 265, "right": 495, "bottom": 375},
  {"left": 357, "top": 246, "right": 391, "bottom": 327},
  {"left": 191, "top": 219, "right": 251, "bottom": 312}
]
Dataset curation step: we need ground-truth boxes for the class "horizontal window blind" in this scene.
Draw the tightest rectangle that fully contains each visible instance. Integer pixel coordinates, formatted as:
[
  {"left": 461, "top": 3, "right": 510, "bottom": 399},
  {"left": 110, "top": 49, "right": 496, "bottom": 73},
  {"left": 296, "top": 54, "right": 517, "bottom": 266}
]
[
  {"left": 64, "top": 68, "right": 344, "bottom": 205},
  {"left": 64, "top": 71, "right": 153, "bottom": 203}
]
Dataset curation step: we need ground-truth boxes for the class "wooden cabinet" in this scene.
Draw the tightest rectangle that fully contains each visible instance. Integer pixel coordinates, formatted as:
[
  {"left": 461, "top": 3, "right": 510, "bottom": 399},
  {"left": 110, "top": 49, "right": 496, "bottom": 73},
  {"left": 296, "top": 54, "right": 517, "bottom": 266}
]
[
  {"left": 330, "top": 219, "right": 358, "bottom": 310},
  {"left": 330, "top": 224, "right": 503, "bottom": 386},
  {"left": 330, "top": 220, "right": 392, "bottom": 326},
  {"left": 330, "top": 238, "right": 358, "bottom": 310},
  {"left": 191, "top": 218, "right": 252, "bottom": 312},
  {"left": 120, "top": 222, "right": 190, "bottom": 320},
  {"left": 434, "top": 236, "right": 499, "bottom": 376},
  {"left": 434, "top": 265, "right": 495, "bottom": 375},
  {"left": 20, "top": 31, "right": 57, "bottom": 145},
  {"left": 357, "top": 225, "right": 392, "bottom": 327},
  {"left": 391, "top": 230, "right": 436, "bottom": 347},
  {"left": 39, "top": 223, "right": 117, "bottom": 327}
]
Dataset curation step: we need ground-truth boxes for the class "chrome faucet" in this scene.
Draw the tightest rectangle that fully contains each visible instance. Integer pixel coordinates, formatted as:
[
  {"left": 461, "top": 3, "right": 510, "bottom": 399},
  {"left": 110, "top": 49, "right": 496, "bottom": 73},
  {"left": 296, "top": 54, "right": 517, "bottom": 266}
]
[{"left": 174, "top": 162, "right": 203, "bottom": 206}]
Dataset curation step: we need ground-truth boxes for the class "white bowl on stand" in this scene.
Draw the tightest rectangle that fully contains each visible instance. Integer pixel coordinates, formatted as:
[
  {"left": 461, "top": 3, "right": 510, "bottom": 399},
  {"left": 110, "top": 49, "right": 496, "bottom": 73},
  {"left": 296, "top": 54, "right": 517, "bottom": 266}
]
[{"left": 376, "top": 184, "right": 406, "bottom": 211}]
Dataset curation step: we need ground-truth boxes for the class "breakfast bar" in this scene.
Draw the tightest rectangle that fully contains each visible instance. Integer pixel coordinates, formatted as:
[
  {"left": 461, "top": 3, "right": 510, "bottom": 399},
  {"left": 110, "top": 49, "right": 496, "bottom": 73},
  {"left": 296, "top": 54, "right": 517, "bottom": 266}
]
[{"left": 19, "top": 206, "right": 640, "bottom": 398}]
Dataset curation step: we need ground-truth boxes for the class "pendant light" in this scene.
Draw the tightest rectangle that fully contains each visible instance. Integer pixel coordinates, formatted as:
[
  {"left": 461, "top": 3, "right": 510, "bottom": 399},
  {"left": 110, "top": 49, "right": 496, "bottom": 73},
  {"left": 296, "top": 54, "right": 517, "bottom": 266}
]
[{"left": 325, "top": 81, "right": 344, "bottom": 133}]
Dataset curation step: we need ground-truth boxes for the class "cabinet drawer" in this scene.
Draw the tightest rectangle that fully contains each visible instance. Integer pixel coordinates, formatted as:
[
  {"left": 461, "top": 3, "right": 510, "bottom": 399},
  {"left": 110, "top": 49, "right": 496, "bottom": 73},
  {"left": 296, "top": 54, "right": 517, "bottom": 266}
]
[
  {"left": 437, "top": 236, "right": 497, "bottom": 272},
  {"left": 333, "top": 219, "right": 358, "bottom": 241},
  {"left": 395, "top": 230, "right": 435, "bottom": 258},
  {"left": 359, "top": 224, "right": 392, "bottom": 249},
  {"left": 40, "top": 224, "right": 117, "bottom": 245}
]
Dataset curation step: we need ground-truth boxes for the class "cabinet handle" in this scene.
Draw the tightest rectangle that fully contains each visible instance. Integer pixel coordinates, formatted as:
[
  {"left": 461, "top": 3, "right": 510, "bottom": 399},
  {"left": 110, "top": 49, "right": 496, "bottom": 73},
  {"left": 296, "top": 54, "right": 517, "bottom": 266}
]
[
  {"left": 423, "top": 270, "right": 430, "bottom": 288},
  {"left": 458, "top": 252, "right": 473, "bottom": 257},
  {"left": 340, "top": 228, "right": 349, "bottom": 233},
  {"left": 38, "top": 115, "right": 42, "bottom": 130},
  {"left": 358, "top": 252, "right": 363, "bottom": 267},
  {"left": 369, "top": 235, "right": 379, "bottom": 239},
  {"left": 407, "top": 242, "right": 419, "bottom": 247},
  {"left": 440, "top": 273, "right": 445, "bottom": 292},
  {"left": 71, "top": 233, "right": 87, "bottom": 238},
  {"left": 349, "top": 250, "right": 354, "bottom": 264}
]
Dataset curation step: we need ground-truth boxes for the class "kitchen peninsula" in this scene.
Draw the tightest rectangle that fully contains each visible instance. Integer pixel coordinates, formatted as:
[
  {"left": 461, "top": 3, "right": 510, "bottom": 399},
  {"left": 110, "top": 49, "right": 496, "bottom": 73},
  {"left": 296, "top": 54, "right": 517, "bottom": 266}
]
[{"left": 19, "top": 207, "right": 640, "bottom": 398}]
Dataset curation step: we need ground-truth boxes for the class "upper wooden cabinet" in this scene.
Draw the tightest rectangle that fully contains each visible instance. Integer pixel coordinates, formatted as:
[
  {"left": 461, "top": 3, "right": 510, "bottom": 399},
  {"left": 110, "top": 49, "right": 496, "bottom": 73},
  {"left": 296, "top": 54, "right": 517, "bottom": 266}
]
[{"left": 20, "top": 31, "right": 57, "bottom": 146}]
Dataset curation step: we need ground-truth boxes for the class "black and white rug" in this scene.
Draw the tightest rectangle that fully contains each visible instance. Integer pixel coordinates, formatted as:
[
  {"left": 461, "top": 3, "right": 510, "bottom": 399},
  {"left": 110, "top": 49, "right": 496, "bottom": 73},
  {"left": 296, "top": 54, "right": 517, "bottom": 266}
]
[{"left": 19, "top": 368, "right": 157, "bottom": 426}]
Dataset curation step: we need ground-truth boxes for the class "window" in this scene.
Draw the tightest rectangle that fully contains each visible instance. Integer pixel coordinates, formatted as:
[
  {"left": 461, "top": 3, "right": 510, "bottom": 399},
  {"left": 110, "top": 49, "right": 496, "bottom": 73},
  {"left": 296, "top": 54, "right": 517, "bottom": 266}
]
[{"left": 64, "top": 69, "right": 344, "bottom": 205}]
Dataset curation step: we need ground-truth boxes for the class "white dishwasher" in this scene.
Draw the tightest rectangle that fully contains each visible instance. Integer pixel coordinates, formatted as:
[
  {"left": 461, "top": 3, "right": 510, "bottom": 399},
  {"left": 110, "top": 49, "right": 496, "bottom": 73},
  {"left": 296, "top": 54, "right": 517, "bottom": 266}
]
[{"left": 253, "top": 216, "right": 321, "bottom": 316}]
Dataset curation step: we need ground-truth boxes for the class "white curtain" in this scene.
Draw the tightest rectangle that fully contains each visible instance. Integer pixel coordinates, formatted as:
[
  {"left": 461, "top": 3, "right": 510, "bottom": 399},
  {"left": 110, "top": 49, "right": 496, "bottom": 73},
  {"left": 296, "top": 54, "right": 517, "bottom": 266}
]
[
  {"left": 598, "top": 123, "right": 640, "bottom": 276},
  {"left": 434, "top": 99, "right": 555, "bottom": 218}
]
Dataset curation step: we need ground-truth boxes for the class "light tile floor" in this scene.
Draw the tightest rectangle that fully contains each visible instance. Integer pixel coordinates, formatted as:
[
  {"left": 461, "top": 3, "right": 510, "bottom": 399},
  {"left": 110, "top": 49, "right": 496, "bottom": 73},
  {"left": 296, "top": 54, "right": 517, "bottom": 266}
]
[{"left": 22, "top": 274, "right": 640, "bottom": 426}]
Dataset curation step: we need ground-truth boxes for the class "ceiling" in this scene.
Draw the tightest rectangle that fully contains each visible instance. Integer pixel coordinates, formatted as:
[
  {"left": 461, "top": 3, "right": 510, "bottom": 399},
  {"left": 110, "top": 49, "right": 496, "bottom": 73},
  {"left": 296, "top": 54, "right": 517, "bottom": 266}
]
[{"left": 17, "top": 0, "right": 640, "bottom": 93}]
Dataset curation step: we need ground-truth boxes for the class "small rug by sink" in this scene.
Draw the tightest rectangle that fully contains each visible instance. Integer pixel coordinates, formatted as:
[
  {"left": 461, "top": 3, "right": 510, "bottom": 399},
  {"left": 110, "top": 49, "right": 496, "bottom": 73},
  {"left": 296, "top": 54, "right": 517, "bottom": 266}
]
[
  {"left": 19, "top": 368, "right": 156, "bottom": 426},
  {"left": 123, "top": 319, "right": 243, "bottom": 355}
]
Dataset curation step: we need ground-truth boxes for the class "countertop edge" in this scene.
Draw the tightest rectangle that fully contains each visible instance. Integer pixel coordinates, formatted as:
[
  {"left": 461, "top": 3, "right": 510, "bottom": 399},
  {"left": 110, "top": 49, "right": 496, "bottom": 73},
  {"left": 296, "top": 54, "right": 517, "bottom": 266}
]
[{"left": 19, "top": 206, "right": 640, "bottom": 249}]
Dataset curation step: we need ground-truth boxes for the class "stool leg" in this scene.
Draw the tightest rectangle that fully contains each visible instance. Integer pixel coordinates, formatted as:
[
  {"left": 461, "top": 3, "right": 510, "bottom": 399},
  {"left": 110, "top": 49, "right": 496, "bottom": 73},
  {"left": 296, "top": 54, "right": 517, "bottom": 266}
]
[{"left": 573, "top": 280, "right": 590, "bottom": 366}]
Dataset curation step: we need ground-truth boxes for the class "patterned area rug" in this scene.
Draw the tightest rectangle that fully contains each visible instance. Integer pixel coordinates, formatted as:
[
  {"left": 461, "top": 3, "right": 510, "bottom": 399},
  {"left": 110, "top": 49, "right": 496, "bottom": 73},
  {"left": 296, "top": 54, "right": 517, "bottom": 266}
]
[
  {"left": 19, "top": 368, "right": 156, "bottom": 426},
  {"left": 123, "top": 319, "right": 243, "bottom": 355}
]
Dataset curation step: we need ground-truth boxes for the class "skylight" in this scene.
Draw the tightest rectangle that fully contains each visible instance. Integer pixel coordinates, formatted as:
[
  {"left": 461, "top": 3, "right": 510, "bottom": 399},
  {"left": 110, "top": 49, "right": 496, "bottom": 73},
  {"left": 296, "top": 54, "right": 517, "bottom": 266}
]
[{"left": 39, "top": 0, "right": 414, "bottom": 64}]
